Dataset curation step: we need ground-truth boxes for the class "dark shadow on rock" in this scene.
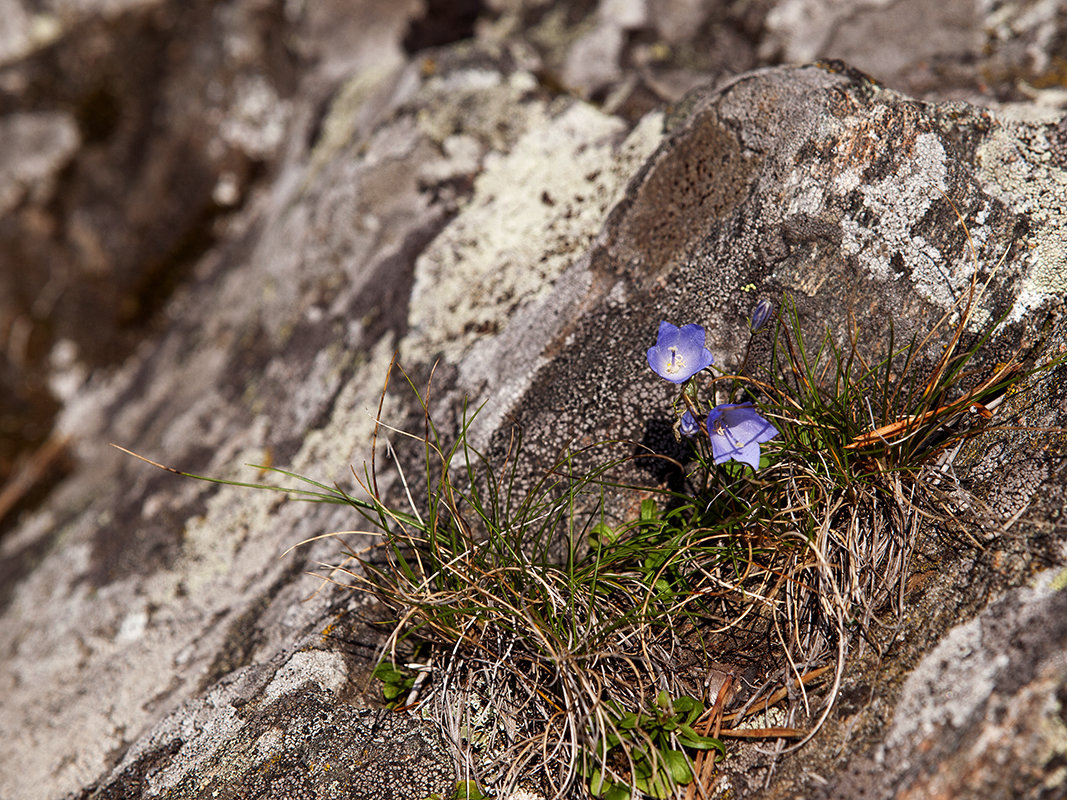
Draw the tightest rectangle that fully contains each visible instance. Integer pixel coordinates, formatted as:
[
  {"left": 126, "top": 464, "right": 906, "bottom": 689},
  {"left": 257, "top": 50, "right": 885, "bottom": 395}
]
[
  {"left": 403, "top": 0, "right": 485, "bottom": 52},
  {"left": 634, "top": 417, "right": 693, "bottom": 494}
]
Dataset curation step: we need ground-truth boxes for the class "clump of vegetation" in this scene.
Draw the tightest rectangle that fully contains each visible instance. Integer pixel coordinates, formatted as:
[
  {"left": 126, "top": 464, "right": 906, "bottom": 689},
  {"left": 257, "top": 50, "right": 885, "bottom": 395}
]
[{"left": 121, "top": 233, "right": 1040, "bottom": 799}]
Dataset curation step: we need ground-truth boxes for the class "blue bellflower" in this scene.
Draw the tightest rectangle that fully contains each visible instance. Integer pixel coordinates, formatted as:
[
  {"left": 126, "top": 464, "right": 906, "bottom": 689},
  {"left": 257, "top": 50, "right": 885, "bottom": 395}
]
[
  {"left": 706, "top": 403, "right": 778, "bottom": 469},
  {"left": 647, "top": 322, "right": 714, "bottom": 384}
]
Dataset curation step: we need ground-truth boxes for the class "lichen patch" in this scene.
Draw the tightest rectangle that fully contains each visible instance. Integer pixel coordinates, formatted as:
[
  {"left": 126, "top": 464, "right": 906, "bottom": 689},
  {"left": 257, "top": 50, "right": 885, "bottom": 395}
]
[
  {"left": 976, "top": 122, "right": 1067, "bottom": 322},
  {"left": 406, "top": 105, "right": 663, "bottom": 362},
  {"left": 841, "top": 131, "right": 951, "bottom": 294}
]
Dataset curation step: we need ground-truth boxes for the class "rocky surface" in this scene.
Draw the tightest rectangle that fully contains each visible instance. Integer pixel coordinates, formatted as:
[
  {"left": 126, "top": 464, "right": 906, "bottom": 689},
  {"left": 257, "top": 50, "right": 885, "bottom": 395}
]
[
  {"left": 827, "top": 567, "right": 1067, "bottom": 800},
  {"left": 1, "top": 2, "right": 1066, "bottom": 799}
]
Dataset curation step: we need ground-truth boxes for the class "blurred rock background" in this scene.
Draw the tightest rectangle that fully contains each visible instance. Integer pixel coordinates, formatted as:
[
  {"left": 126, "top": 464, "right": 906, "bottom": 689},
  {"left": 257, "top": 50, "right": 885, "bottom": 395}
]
[{"left": 4, "top": 0, "right": 1064, "bottom": 550}]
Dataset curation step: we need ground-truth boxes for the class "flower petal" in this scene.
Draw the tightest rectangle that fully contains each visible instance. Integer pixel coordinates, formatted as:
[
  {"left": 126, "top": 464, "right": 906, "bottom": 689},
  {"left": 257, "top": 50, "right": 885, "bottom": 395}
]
[
  {"left": 647, "top": 321, "right": 714, "bottom": 383},
  {"left": 706, "top": 403, "right": 778, "bottom": 469},
  {"left": 722, "top": 405, "right": 778, "bottom": 444}
]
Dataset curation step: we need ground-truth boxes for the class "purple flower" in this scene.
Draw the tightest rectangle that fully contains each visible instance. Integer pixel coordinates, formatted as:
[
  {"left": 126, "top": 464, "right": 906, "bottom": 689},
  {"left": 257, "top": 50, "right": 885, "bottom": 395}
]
[
  {"left": 750, "top": 299, "right": 774, "bottom": 332},
  {"left": 647, "top": 322, "right": 714, "bottom": 384},
  {"left": 706, "top": 403, "right": 778, "bottom": 469},
  {"left": 679, "top": 410, "right": 700, "bottom": 438}
]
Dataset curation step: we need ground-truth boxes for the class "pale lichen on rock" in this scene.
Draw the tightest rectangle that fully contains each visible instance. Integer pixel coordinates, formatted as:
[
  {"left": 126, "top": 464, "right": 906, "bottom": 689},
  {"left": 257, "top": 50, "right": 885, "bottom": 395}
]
[
  {"left": 407, "top": 100, "right": 663, "bottom": 363},
  {"left": 976, "top": 115, "right": 1067, "bottom": 322}
]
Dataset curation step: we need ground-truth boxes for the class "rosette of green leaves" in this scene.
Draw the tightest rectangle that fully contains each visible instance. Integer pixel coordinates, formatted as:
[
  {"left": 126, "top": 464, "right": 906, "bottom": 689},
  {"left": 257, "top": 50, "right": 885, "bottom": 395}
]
[{"left": 584, "top": 691, "right": 724, "bottom": 800}]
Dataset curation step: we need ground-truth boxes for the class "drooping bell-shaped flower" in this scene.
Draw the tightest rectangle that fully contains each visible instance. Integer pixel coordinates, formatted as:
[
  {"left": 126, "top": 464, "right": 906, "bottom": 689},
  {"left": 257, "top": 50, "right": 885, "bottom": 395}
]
[
  {"left": 679, "top": 410, "right": 700, "bottom": 438},
  {"left": 646, "top": 322, "right": 714, "bottom": 384},
  {"left": 706, "top": 403, "right": 778, "bottom": 469}
]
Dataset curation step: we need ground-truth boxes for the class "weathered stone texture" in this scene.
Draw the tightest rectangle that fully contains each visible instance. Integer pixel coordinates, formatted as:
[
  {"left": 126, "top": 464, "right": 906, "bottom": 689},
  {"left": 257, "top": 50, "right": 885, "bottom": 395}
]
[
  {"left": 1, "top": 2, "right": 1066, "bottom": 799},
  {"left": 813, "top": 568, "right": 1067, "bottom": 800},
  {"left": 75, "top": 663, "right": 455, "bottom": 800}
]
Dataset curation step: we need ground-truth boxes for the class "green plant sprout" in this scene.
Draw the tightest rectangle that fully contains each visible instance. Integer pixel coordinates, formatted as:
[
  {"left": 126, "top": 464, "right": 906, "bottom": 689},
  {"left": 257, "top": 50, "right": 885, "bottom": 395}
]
[
  {"left": 117, "top": 215, "right": 1057, "bottom": 799},
  {"left": 583, "top": 691, "right": 724, "bottom": 800},
  {"left": 373, "top": 657, "right": 424, "bottom": 706}
]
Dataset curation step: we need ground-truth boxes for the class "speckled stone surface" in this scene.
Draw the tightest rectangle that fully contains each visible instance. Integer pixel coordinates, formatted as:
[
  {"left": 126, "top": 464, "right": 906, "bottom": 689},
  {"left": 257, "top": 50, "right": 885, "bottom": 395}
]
[
  {"left": 1, "top": 2, "right": 1066, "bottom": 799},
  {"left": 77, "top": 665, "right": 455, "bottom": 800}
]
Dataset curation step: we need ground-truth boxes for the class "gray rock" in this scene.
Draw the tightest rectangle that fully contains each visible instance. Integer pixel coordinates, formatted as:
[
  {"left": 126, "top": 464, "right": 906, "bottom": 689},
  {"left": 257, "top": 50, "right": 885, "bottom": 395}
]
[
  {"left": 813, "top": 567, "right": 1067, "bottom": 800},
  {"left": 465, "top": 61, "right": 1065, "bottom": 483},
  {"left": 0, "top": 111, "right": 79, "bottom": 215},
  {"left": 0, "top": 27, "right": 666, "bottom": 800},
  {"left": 74, "top": 650, "right": 454, "bottom": 800},
  {"left": 761, "top": 0, "right": 1067, "bottom": 104},
  {"left": 1, "top": 3, "right": 1066, "bottom": 800}
]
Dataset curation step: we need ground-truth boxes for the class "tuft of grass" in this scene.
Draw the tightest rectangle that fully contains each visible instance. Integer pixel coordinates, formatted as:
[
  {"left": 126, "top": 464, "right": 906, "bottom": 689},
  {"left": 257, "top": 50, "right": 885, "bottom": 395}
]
[
  {"left": 117, "top": 216, "right": 1058, "bottom": 799},
  {"left": 323, "top": 276, "right": 1027, "bottom": 797},
  {"left": 334, "top": 369, "right": 729, "bottom": 799}
]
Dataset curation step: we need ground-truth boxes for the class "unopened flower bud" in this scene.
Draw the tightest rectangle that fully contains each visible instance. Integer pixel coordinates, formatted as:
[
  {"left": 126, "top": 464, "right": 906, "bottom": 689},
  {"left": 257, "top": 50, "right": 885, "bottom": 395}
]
[
  {"left": 750, "top": 299, "right": 774, "bottom": 332},
  {"left": 679, "top": 411, "right": 699, "bottom": 438}
]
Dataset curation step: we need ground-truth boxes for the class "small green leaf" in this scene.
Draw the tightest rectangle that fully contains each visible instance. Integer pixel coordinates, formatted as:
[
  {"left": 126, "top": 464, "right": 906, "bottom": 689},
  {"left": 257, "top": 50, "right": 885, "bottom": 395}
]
[
  {"left": 640, "top": 498, "right": 658, "bottom": 522},
  {"left": 633, "top": 767, "right": 673, "bottom": 799},
  {"left": 671, "top": 696, "right": 701, "bottom": 719},
  {"left": 676, "top": 727, "right": 725, "bottom": 753},
  {"left": 662, "top": 749, "right": 694, "bottom": 783},
  {"left": 632, "top": 752, "right": 655, "bottom": 780},
  {"left": 617, "top": 712, "right": 640, "bottom": 730},
  {"left": 590, "top": 767, "right": 632, "bottom": 800},
  {"left": 372, "top": 665, "right": 407, "bottom": 683},
  {"left": 589, "top": 522, "right": 618, "bottom": 547},
  {"left": 588, "top": 767, "right": 606, "bottom": 796}
]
